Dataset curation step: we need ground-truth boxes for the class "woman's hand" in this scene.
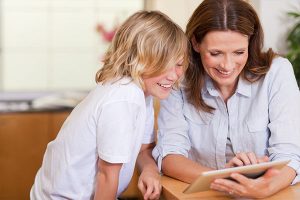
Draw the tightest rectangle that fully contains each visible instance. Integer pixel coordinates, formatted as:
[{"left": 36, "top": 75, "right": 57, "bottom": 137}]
[
  {"left": 138, "top": 167, "right": 161, "bottom": 200},
  {"left": 210, "top": 168, "right": 280, "bottom": 198},
  {"left": 225, "top": 152, "right": 269, "bottom": 168}
]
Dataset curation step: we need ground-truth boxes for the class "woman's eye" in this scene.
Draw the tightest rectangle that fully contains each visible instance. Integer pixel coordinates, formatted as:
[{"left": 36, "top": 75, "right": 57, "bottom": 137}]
[
  {"left": 235, "top": 51, "right": 245, "bottom": 55},
  {"left": 210, "top": 52, "right": 220, "bottom": 56}
]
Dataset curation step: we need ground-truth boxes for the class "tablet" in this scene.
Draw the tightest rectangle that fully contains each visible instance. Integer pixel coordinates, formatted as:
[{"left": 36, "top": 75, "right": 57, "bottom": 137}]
[{"left": 183, "top": 159, "right": 290, "bottom": 194}]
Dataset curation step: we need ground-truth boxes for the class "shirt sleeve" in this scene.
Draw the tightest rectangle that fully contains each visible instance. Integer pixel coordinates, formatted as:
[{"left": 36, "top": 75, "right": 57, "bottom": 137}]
[
  {"left": 96, "top": 101, "right": 141, "bottom": 164},
  {"left": 152, "top": 89, "right": 191, "bottom": 171},
  {"left": 267, "top": 58, "right": 300, "bottom": 184}
]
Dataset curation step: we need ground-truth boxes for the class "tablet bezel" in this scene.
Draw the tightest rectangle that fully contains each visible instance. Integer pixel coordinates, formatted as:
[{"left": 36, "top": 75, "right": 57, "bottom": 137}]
[{"left": 183, "top": 159, "right": 290, "bottom": 194}]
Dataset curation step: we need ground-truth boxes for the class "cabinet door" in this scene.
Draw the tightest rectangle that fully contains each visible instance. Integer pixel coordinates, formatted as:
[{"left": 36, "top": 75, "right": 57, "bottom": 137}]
[
  {"left": 0, "top": 113, "right": 49, "bottom": 200},
  {"left": 49, "top": 111, "right": 70, "bottom": 141},
  {"left": 119, "top": 166, "right": 143, "bottom": 199}
]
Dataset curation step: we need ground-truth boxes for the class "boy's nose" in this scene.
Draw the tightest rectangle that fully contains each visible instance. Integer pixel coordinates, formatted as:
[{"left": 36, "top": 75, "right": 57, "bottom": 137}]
[{"left": 167, "top": 66, "right": 182, "bottom": 81}]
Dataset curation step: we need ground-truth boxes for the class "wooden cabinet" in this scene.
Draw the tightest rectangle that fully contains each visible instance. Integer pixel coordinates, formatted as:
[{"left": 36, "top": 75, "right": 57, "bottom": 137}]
[
  {"left": 0, "top": 111, "right": 70, "bottom": 200},
  {"left": 0, "top": 100, "right": 160, "bottom": 200},
  {"left": 48, "top": 111, "right": 71, "bottom": 141}
]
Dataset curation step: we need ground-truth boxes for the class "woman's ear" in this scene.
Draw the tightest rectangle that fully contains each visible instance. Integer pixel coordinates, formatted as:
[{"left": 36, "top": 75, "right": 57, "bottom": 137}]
[{"left": 191, "top": 36, "right": 200, "bottom": 53}]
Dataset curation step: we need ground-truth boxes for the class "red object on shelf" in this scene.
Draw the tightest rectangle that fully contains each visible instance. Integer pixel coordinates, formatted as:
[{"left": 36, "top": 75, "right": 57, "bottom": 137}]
[{"left": 96, "top": 24, "right": 118, "bottom": 42}]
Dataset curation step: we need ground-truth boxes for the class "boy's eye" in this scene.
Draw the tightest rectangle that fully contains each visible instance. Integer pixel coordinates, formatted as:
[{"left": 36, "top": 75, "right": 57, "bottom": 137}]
[{"left": 176, "top": 58, "right": 184, "bottom": 67}]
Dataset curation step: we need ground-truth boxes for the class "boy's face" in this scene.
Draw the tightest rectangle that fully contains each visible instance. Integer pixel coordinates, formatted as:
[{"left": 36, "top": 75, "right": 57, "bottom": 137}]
[{"left": 143, "top": 59, "right": 184, "bottom": 99}]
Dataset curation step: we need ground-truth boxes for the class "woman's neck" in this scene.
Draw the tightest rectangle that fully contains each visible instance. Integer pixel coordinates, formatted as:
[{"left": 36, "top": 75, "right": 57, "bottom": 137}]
[{"left": 215, "top": 81, "right": 238, "bottom": 103}]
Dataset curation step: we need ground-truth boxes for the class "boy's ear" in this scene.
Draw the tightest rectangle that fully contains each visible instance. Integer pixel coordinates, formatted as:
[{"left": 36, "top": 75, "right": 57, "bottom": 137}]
[{"left": 191, "top": 36, "right": 200, "bottom": 53}]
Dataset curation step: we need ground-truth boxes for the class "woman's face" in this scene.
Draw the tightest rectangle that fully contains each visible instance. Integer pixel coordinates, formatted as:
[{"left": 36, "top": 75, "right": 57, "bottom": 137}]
[
  {"left": 193, "top": 30, "right": 249, "bottom": 93},
  {"left": 143, "top": 58, "right": 184, "bottom": 99}
]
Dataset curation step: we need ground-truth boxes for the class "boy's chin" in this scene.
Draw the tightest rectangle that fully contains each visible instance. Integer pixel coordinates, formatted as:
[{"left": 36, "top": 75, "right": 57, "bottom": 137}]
[{"left": 153, "top": 92, "right": 171, "bottom": 100}]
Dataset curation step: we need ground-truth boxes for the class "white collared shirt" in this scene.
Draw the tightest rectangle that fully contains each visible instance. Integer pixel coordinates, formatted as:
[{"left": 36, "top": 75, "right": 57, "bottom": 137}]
[{"left": 153, "top": 57, "right": 300, "bottom": 184}]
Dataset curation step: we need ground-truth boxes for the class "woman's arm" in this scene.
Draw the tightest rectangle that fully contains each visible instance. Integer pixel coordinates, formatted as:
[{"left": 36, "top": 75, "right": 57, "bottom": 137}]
[
  {"left": 267, "top": 58, "right": 300, "bottom": 183},
  {"left": 94, "top": 159, "right": 122, "bottom": 200},
  {"left": 153, "top": 89, "right": 214, "bottom": 183},
  {"left": 162, "top": 154, "right": 212, "bottom": 183},
  {"left": 136, "top": 143, "right": 161, "bottom": 200}
]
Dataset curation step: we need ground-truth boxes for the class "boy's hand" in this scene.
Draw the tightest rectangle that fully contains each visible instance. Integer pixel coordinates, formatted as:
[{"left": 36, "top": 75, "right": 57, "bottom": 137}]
[{"left": 138, "top": 167, "right": 161, "bottom": 200}]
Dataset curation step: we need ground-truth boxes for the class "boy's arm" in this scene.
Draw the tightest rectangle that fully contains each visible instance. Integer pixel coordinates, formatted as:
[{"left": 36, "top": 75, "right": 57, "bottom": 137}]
[
  {"left": 94, "top": 159, "right": 122, "bottom": 200},
  {"left": 136, "top": 142, "right": 161, "bottom": 200}
]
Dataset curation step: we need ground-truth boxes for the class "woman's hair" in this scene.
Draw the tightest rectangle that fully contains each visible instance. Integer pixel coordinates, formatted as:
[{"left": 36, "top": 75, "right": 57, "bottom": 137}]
[
  {"left": 95, "top": 10, "right": 190, "bottom": 89},
  {"left": 185, "top": 0, "right": 276, "bottom": 113}
]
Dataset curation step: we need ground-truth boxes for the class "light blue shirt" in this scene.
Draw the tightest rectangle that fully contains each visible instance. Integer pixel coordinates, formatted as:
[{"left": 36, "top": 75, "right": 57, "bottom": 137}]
[{"left": 153, "top": 57, "right": 300, "bottom": 184}]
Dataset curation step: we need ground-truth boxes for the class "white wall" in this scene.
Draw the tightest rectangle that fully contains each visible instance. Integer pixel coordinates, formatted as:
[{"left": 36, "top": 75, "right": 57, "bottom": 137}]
[
  {"left": 0, "top": 0, "right": 143, "bottom": 91},
  {"left": 147, "top": 0, "right": 299, "bottom": 54},
  {"left": 1, "top": 0, "right": 299, "bottom": 91},
  {"left": 252, "top": 0, "right": 300, "bottom": 54},
  {"left": 145, "top": 0, "right": 203, "bottom": 30}
]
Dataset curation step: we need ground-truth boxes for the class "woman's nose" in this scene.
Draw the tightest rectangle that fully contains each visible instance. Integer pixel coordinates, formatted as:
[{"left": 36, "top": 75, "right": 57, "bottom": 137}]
[{"left": 221, "top": 56, "right": 234, "bottom": 70}]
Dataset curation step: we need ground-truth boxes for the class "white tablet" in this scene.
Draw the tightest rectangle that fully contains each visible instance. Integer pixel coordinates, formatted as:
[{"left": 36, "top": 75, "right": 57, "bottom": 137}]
[{"left": 183, "top": 159, "right": 290, "bottom": 194}]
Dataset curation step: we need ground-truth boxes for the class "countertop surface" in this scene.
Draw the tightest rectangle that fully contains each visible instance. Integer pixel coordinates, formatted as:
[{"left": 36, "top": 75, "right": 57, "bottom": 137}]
[
  {"left": 0, "top": 91, "right": 87, "bottom": 113},
  {"left": 161, "top": 175, "right": 300, "bottom": 200}
]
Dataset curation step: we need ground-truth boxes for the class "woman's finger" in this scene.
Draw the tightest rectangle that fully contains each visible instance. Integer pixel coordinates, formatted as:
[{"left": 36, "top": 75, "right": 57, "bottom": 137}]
[
  {"left": 213, "top": 177, "right": 245, "bottom": 195},
  {"left": 231, "top": 157, "right": 244, "bottom": 167},
  {"left": 247, "top": 152, "right": 258, "bottom": 164},
  {"left": 257, "top": 156, "right": 269, "bottom": 163},
  {"left": 237, "top": 152, "right": 251, "bottom": 165},
  {"left": 210, "top": 182, "right": 230, "bottom": 193},
  {"left": 230, "top": 173, "right": 251, "bottom": 185}
]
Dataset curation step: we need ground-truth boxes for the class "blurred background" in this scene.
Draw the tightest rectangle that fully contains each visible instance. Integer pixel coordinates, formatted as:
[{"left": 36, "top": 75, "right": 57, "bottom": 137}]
[
  {"left": 0, "top": 0, "right": 299, "bottom": 199},
  {"left": 0, "top": 0, "right": 299, "bottom": 93}
]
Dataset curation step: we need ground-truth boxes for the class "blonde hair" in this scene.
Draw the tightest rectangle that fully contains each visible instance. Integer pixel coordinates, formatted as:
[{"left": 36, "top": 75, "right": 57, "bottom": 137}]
[{"left": 95, "top": 10, "right": 190, "bottom": 89}]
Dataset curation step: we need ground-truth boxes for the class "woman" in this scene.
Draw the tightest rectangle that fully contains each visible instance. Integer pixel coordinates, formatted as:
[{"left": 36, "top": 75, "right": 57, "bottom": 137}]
[{"left": 153, "top": 0, "right": 300, "bottom": 198}]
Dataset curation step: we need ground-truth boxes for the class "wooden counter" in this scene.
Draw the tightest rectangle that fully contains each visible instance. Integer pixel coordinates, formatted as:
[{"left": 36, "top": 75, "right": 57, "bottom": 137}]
[
  {"left": 0, "top": 111, "right": 70, "bottom": 200},
  {"left": 161, "top": 175, "right": 300, "bottom": 200}
]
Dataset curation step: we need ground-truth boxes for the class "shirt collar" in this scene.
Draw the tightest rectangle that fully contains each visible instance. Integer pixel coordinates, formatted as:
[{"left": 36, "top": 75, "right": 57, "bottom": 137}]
[
  {"left": 202, "top": 75, "right": 219, "bottom": 97},
  {"left": 236, "top": 76, "right": 252, "bottom": 97}
]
